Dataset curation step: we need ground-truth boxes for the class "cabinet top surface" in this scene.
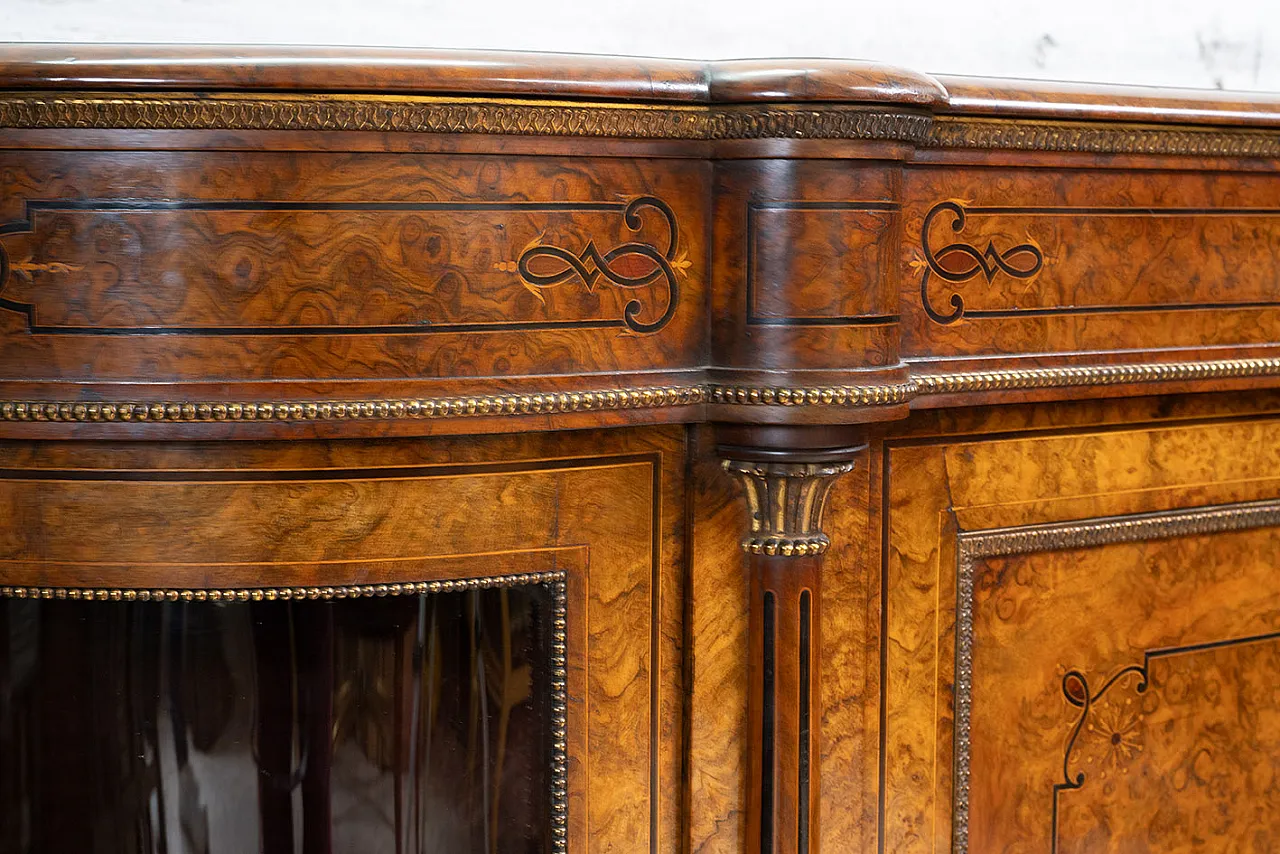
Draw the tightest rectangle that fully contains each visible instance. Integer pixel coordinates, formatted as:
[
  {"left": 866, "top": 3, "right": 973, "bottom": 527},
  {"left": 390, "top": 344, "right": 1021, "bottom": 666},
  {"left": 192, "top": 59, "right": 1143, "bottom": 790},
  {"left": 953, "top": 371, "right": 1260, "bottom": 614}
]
[{"left": 5, "top": 43, "right": 1280, "bottom": 125}]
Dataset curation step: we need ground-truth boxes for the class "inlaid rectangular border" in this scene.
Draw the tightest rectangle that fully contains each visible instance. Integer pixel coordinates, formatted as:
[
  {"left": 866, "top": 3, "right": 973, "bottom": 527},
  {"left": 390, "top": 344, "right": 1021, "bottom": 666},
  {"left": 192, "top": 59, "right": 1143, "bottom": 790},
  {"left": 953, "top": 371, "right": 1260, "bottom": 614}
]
[
  {"left": 950, "top": 498, "right": 1280, "bottom": 853},
  {"left": 0, "top": 197, "right": 683, "bottom": 336},
  {"left": 916, "top": 203, "right": 1280, "bottom": 326},
  {"left": 745, "top": 200, "right": 899, "bottom": 327}
]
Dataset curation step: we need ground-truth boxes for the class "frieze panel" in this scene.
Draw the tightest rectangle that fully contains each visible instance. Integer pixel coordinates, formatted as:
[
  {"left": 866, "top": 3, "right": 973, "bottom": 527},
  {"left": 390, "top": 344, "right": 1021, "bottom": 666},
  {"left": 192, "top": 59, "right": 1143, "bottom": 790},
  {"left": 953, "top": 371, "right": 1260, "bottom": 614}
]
[{"left": 0, "top": 195, "right": 687, "bottom": 336}]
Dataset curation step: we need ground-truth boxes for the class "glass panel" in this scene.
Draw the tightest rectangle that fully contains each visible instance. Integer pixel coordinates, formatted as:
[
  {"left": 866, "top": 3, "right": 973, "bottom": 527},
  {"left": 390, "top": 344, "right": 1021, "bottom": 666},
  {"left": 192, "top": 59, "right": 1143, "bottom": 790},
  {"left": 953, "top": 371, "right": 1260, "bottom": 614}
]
[{"left": 0, "top": 582, "right": 560, "bottom": 854}]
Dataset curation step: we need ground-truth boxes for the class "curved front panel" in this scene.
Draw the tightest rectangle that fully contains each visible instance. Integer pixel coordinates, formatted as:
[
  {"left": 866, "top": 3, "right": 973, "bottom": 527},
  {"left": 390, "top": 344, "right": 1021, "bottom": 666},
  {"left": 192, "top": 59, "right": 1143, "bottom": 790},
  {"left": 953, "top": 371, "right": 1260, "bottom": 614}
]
[
  {"left": 0, "top": 152, "right": 707, "bottom": 388},
  {"left": 0, "top": 426, "right": 688, "bottom": 854}
]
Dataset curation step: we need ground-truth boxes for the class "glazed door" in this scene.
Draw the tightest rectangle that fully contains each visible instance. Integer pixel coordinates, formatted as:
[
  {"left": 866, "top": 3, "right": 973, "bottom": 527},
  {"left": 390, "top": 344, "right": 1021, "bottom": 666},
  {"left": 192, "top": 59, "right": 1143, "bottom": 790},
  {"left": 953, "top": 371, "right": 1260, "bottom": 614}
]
[{"left": 0, "top": 426, "right": 686, "bottom": 854}]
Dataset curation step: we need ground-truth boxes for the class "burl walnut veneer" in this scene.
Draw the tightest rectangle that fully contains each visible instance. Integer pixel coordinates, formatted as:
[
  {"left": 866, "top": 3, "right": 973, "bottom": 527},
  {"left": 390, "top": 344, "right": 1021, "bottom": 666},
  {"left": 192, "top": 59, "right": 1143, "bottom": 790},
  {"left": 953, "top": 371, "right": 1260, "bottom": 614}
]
[{"left": 0, "top": 45, "right": 1279, "bottom": 854}]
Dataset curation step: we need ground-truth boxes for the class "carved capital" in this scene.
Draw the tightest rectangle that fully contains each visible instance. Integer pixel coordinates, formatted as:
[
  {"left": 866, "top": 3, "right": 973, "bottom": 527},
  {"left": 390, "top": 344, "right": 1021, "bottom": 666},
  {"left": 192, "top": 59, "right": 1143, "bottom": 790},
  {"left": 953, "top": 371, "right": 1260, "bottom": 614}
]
[{"left": 721, "top": 459, "right": 855, "bottom": 557}]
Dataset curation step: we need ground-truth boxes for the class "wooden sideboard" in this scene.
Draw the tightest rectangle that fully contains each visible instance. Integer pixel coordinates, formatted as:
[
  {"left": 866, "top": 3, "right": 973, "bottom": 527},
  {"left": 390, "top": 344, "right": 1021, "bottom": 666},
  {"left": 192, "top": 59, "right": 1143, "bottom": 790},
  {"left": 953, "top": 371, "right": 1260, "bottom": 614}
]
[{"left": 0, "top": 45, "right": 1279, "bottom": 854}]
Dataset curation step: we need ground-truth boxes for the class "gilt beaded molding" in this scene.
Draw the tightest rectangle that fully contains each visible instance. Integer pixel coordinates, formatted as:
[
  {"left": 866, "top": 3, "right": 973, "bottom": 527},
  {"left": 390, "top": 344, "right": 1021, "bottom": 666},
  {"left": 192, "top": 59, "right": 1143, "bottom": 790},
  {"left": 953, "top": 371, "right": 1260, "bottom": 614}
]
[
  {"left": 0, "top": 385, "right": 708, "bottom": 424},
  {"left": 0, "top": 570, "right": 563, "bottom": 601},
  {"left": 2, "top": 356, "right": 1280, "bottom": 424}
]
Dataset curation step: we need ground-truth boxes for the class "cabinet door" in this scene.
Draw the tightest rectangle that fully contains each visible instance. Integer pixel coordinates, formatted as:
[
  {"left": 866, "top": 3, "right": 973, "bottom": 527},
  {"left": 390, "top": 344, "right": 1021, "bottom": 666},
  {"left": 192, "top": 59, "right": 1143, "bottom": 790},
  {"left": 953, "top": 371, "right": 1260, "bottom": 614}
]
[
  {"left": 0, "top": 427, "right": 685, "bottom": 854},
  {"left": 883, "top": 410, "right": 1280, "bottom": 854}
]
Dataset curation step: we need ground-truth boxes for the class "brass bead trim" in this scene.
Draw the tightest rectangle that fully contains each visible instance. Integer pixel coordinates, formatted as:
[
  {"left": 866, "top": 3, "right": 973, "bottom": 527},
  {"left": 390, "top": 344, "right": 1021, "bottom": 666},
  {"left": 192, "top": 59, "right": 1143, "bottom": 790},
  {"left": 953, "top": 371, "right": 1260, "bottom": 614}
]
[
  {"left": 2, "top": 357, "right": 1279, "bottom": 425},
  {"left": 0, "top": 570, "right": 564, "bottom": 601},
  {"left": 0, "top": 385, "right": 705, "bottom": 424},
  {"left": 931, "top": 116, "right": 1280, "bottom": 157},
  {"left": 914, "top": 357, "right": 1280, "bottom": 395},
  {"left": 741, "top": 533, "right": 830, "bottom": 557},
  {"left": 0, "top": 93, "right": 931, "bottom": 143},
  {"left": 708, "top": 381, "right": 916, "bottom": 407},
  {"left": 548, "top": 576, "right": 569, "bottom": 854},
  {"left": 711, "top": 356, "right": 1280, "bottom": 410},
  {"left": 951, "top": 499, "right": 1280, "bottom": 853}
]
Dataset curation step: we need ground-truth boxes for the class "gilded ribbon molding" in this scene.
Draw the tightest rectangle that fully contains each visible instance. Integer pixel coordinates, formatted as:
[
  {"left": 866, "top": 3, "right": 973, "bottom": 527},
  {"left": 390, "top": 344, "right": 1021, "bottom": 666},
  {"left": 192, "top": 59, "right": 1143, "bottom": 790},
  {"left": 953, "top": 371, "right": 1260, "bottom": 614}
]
[
  {"left": 0, "top": 94, "right": 934, "bottom": 144},
  {"left": 5, "top": 94, "right": 1280, "bottom": 156}
]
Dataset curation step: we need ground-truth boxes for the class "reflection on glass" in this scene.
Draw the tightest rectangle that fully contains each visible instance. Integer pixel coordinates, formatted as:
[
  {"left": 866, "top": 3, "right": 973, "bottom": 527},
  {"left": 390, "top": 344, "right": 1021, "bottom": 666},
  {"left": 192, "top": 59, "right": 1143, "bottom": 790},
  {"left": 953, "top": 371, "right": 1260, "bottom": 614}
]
[{"left": 0, "top": 582, "right": 558, "bottom": 854}]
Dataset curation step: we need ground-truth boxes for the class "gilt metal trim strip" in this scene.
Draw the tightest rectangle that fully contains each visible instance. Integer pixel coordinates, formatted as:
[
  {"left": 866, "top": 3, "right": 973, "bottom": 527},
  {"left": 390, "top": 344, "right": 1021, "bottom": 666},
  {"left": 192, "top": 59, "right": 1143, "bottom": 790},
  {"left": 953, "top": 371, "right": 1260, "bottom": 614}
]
[
  {"left": 3, "top": 93, "right": 1279, "bottom": 155},
  {"left": 929, "top": 116, "right": 1280, "bottom": 157},
  {"left": 0, "top": 93, "right": 933, "bottom": 143},
  {"left": 0, "top": 385, "right": 708, "bottom": 423},
  {"left": 951, "top": 499, "right": 1280, "bottom": 853},
  {"left": 913, "top": 356, "right": 1280, "bottom": 396},
  {"left": 0, "top": 570, "right": 563, "bottom": 600},
  {"left": 548, "top": 576, "right": 569, "bottom": 854},
  {"left": 3, "top": 356, "right": 1280, "bottom": 424},
  {"left": 708, "top": 382, "right": 917, "bottom": 407}
]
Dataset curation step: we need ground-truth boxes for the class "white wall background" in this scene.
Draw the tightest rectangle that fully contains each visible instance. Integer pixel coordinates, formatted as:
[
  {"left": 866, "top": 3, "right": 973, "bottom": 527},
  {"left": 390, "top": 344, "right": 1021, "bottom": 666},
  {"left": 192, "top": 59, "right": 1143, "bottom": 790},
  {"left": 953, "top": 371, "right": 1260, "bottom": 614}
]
[{"left": 4, "top": 0, "right": 1280, "bottom": 92}]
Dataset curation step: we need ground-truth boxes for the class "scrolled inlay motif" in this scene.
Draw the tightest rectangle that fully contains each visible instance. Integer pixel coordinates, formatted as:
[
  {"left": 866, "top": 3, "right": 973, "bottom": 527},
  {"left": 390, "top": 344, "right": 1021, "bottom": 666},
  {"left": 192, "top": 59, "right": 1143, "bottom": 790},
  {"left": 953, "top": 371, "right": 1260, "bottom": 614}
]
[
  {"left": 720, "top": 459, "right": 856, "bottom": 556},
  {"left": 1053, "top": 665, "right": 1150, "bottom": 846},
  {"left": 0, "top": 195, "right": 688, "bottom": 336},
  {"left": 513, "top": 195, "right": 687, "bottom": 334},
  {"left": 918, "top": 200, "right": 1044, "bottom": 324}
]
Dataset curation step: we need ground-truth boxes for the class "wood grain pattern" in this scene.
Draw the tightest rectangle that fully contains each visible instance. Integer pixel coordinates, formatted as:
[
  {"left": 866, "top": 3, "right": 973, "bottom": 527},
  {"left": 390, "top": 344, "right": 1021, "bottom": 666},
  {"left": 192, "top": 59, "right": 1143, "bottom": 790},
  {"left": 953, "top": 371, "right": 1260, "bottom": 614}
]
[
  {"left": 7, "top": 57, "right": 1280, "bottom": 433},
  {"left": 883, "top": 409, "right": 1280, "bottom": 854},
  {"left": 902, "top": 166, "right": 1280, "bottom": 360},
  {"left": 0, "top": 151, "right": 706, "bottom": 387},
  {"left": 0, "top": 47, "right": 947, "bottom": 109},
  {"left": 687, "top": 426, "right": 752, "bottom": 854},
  {"left": 964, "top": 524, "right": 1280, "bottom": 853},
  {"left": 1, "top": 201, "right": 684, "bottom": 334},
  {"left": 713, "top": 159, "right": 901, "bottom": 372},
  {"left": 715, "top": 425, "right": 865, "bottom": 854},
  {"left": 937, "top": 74, "right": 1280, "bottom": 127},
  {"left": 815, "top": 456, "right": 880, "bottom": 854},
  {"left": 748, "top": 205, "right": 896, "bottom": 324},
  {"left": 7, "top": 45, "right": 1280, "bottom": 854}
]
